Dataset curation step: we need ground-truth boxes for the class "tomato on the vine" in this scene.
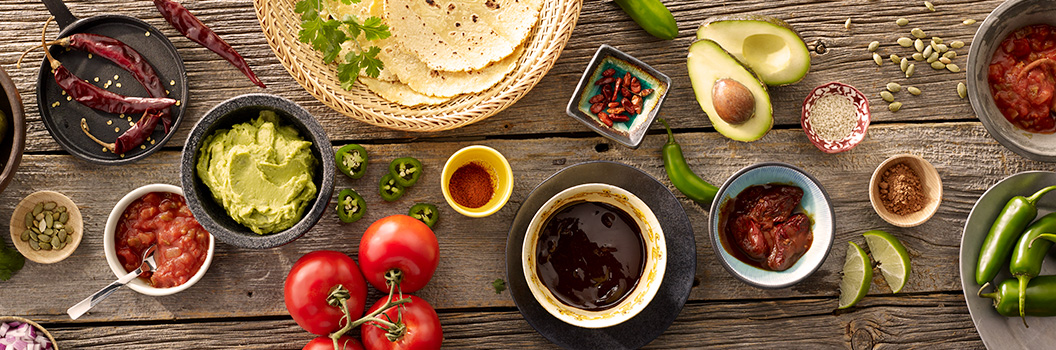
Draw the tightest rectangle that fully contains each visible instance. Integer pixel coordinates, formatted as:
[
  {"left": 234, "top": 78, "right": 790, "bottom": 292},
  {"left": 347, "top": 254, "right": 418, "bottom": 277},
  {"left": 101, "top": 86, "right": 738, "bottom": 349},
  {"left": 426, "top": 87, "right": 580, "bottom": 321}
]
[
  {"left": 359, "top": 215, "right": 439, "bottom": 293},
  {"left": 304, "top": 336, "right": 364, "bottom": 350},
  {"left": 361, "top": 295, "right": 443, "bottom": 350},
  {"left": 284, "top": 250, "right": 368, "bottom": 335}
]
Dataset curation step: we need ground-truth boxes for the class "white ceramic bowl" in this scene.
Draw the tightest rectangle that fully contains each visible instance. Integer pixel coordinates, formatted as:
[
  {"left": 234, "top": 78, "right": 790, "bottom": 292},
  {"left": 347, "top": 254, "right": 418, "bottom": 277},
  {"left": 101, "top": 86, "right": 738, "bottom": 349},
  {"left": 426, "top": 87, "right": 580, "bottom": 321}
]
[
  {"left": 103, "top": 184, "right": 215, "bottom": 296},
  {"left": 522, "top": 183, "right": 666, "bottom": 328},
  {"left": 709, "top": 162, "right": 835, "bottom": 289}
]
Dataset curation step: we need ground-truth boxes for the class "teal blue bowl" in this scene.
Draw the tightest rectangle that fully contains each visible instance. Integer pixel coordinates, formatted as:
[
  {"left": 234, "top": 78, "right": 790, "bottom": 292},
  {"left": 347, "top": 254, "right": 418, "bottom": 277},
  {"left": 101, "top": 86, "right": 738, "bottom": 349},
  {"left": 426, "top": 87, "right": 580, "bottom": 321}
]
[{"left": 708, "top": 162, "right": 835, "bottom": 288}]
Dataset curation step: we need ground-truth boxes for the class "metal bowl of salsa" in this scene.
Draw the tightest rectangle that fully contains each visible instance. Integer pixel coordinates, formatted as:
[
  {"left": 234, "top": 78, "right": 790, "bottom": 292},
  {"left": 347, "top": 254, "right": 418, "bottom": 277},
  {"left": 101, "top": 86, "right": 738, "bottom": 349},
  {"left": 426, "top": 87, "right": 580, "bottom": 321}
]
[{"left": 967, "top": 0, "right": 1056, "bottom": 162}]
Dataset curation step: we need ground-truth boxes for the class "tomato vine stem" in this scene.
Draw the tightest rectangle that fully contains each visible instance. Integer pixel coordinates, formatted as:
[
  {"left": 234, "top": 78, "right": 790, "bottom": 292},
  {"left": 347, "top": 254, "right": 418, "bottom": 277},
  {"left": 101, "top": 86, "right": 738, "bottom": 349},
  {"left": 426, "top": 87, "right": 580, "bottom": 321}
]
[{"left": 325, "top": 283, "right": 411, "bottom": 349}]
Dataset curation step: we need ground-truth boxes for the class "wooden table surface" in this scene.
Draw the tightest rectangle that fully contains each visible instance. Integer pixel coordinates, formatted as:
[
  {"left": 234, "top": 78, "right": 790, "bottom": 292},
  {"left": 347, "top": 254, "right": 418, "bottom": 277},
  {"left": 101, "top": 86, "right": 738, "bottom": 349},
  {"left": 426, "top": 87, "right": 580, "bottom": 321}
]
[{"left": 0, "top": 0, "right": 1039, "bottom": 348}]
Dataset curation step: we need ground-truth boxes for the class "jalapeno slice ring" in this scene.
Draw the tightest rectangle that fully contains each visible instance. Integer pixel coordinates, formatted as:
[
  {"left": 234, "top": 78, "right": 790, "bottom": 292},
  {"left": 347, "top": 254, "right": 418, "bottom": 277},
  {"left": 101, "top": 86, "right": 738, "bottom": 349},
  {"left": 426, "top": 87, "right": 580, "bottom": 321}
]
[
  {"left": 389, "top": 157, "right": 423, "bottom": 187},
  {"left": 379, "top": 173, "right": 405, "bottom": 201},
  {"left": 409, "top": 202, "right": 440, "bottom": 228},
  {"left": 335, "top": 188, "right": 366, "bottom": 223},
  {"left": 336, "top": 144, "right": 369, "bottom": 179}
]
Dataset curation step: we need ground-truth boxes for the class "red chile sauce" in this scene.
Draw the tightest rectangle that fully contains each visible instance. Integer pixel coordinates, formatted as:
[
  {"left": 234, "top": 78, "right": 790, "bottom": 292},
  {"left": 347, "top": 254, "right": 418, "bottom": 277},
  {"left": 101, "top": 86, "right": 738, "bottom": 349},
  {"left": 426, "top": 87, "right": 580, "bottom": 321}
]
[
  {"left": 115, "top": 192, "right": 210, "bottom": 288},
  {"left": 719, "top": 184, "right": 813, "bottom": 271},
  {"left": 989, "top": 24, "right": 1056, "bottom": 133},
  {"left": 535, "top": 201, "right": 645, "bottom": 311}
]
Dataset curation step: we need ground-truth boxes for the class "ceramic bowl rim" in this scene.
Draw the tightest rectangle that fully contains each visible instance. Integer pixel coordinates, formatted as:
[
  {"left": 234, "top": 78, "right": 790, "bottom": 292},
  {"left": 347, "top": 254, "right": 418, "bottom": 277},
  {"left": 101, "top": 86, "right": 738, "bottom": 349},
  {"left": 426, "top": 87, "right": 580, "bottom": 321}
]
[
  {"left": 867, "top": 154, "right": 943, "bottom": 227},
  {"left": 0, "top": 66, "right": 25, "bottom": 196},
  {"left": 800, "top": 81, "right": 871, "bottom": 154},
  {"left": 103, "top": 183, "right": 214, "bottom": 296}
]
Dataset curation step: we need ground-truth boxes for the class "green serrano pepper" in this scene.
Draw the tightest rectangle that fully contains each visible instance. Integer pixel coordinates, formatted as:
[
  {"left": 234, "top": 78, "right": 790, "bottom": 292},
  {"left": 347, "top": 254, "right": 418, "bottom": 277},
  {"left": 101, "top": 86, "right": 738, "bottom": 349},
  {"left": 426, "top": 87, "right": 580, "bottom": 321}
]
[
  {"left": 659, "top": 119, "right": 718, "bottom": 205},
  {"left": 976, "top": 185, "right": 1056, "bottom": 286},
  {"left": 979, "top": 275, "right": 1056, "bottom": 317},
  {"left": 1008, "top": 213, "right": 1056, "bottom": 322},
  {"left": 613, "top": 0, "right": 678, "bottom": 40}
]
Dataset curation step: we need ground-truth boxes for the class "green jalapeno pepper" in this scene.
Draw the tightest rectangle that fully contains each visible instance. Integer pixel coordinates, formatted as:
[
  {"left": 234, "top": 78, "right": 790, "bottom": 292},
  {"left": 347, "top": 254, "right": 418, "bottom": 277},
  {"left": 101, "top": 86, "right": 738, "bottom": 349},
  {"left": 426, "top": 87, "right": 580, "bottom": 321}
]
[
  {"left": 336, "top": 144, "right": 368, "bottom": 179},
  {"left": 976, "top": 185, "right": 1056, "bottom": 286},
  {"left": 389, "top": 157, "right": 423, "bottom": 187},
  {"left": 335, "top": 189, "right": 366, "bottom": 223},
  {"left": 1008, "top": 212, "right": 1056, "bottom": 321},
  {"left": 409, "top": 203, "right": 440, "bottom": 228},
  {"left": 979, "top": 275, "right": 1056, "bottom": 317},
  {"left": 379, "top": 173, "right": 405, "bottom": 201},
  {"left": 613, "top": 0, "right": 678, "bottom": 40},
  {"left": 659, "top": 119, "right": 718, "bottom": 205}
]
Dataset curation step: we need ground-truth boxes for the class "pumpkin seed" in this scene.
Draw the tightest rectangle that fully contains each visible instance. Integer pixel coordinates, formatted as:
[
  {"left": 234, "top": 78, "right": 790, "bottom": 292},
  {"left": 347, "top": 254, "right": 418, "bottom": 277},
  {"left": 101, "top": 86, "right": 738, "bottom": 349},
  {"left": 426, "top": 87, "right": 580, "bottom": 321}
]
[
  {"left": 43, "top": 202, "right": 56, "bottom": 210},
  {"left": 947, "top": 63, "right": 961, "bottom": 72},
  {"left": 23, "top": 212, "right": 32, "bottom": 228},
  {"left": 58, "top": 230, "right": 67, "bottom": 241},
  {"left": 963, "top": 19, "right": 976, "bottom": 25},
  {"left": 45, "top": 215, "right": 53, "bottom": 228},
  {"left": 923, "top": 45, "right": 934, "bottom": 58},
  {"left": 901, "top": 58, "right": 909, "bottom": 72},
  {"left": 898, "top": 37, "right": 913, "bottom": 47},
  {"left": 890, "top": 54, "right": 901, "bottom": 64},
  {"left": 897, "top": 18, "right": 909, "bottom": 26},
  {"left": 20, "top": 231, "right": 29, "bottom": 241},
  {"left": 43, "top": 228, "right": 53, "bottom": 236},
  {"left": 887, "top": 82, "right": 902, "bottom": 92},
  {"left": 931, "top": 61, "right": 946, "bottom": 69},
  {"left": 936, "top": 44, "right": 949, "bottom": 53},
  {"left": 845, "top": 18, "right": 852, "bottom": 29},
  {"left": 951, "top": 40, "right": 965, "bottom": 49},
  {"left": 873, "top": 53, "right": 883, "bottom": 66},
  {"left": 57, "top": 206, "right": 66, "bottom": 213},
  {"left": 50, "top": 236, "right": 60, "bottom": 249},
  {"left": 39, "top": 242, "right": 51, "bottom": 250},
  {"left": 37, "top": 219, "right": 45, "bottom": 232},
  {"left": 34, "top": 213, "right": 43, "bottom": 221},
  {"left": 868, "top": 41, "right": 880, "bottom": 52},
  {"left": 925, "top": 1, "right": 935, "bottom": 11},
  {"left": 37, "top": 234, "right": 48, "bottom": 242},
  {"left": 889, "top": 102, "right": 903, "bottom": 112},
  {"left": 881, "top": 91, "right": 895, "bottom": 102},
  {"left": 912, "top": 53, "right": 925, "bottom": 61},
  {"left": 944, "top": 51, "right": 957, "bottom": 59},
  {"left": 906, "top": 64, "right": 916, "bottom": 78},
  {"left": 912, "top": 28, "right": 926, "bottom": 39},
  {"left": 940, "top": 57, "right": 952, "bottom": 64},
  {"left": 57, "top": 241, "right": 65, "bottom": 250},
  {"left": 914, "top": 39, "right": 925, "bottom": 52},
  {"left": 928, "top": 52, "right": 940, "bottom": 63},
  {"left": 32, "top": 203, "right": 42, "bottom": 215},
  {"left": 31, "top": 227, "right": 39, "bottom": 234},
  {"left": 932, "top": 37, "right": 943, "bottom": 45},
  {"left": 30, "top": 240, "right": 39, "bottom": 251},
  {"left": 59, "top": 212, "right": 68, "bottom": 224},
  {"left": 908, "top": 86, "right": 922, "bottom": 95},
  {"left": 54, "top": 222, "right": 63, "bottom": 230}
]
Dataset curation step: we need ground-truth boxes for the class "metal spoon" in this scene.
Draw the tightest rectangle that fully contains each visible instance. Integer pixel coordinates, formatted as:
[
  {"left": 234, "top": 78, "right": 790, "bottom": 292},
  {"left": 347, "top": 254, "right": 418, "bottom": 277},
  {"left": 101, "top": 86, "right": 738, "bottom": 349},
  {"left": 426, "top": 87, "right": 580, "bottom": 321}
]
[{"left": 67, "top": 244, "right": 157, "bottom": 320}]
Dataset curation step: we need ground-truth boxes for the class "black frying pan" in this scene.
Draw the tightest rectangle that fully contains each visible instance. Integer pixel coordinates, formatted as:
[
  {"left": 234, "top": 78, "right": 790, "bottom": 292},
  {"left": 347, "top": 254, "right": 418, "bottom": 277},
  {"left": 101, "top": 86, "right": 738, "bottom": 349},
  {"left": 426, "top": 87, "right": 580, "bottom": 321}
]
[{"left": 36, "top": 0, "right": 188, "bottom": 165}]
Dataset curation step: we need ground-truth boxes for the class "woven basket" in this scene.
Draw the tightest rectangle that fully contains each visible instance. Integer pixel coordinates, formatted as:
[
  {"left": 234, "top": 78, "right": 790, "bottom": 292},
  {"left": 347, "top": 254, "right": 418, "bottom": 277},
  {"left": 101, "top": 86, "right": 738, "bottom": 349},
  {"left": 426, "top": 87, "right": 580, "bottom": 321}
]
[{"left": 254, "top": 0, "right": 582, "bottom": 132}]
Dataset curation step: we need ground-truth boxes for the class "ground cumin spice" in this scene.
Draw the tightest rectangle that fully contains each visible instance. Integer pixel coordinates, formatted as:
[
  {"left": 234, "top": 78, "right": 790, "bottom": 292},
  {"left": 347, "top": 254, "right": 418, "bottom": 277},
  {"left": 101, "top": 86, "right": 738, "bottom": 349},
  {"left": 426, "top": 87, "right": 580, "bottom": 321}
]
[
  {"left": 878, "top": 163, "right": 925, "bottom": 215},
  {"left": 450, "top": 162, "right": 494, "bottom": 208}
]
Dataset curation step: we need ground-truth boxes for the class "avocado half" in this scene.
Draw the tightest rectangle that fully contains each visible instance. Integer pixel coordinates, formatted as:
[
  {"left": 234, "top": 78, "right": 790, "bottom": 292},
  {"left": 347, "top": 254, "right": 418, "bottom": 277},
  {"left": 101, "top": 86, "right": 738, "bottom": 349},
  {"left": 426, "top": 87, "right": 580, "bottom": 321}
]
[
  {"left": 688, "top": 39, "right": 773, "bottom": 142},
  {"left": 696, "top": 15, "right": 811, "bottom": 86}
]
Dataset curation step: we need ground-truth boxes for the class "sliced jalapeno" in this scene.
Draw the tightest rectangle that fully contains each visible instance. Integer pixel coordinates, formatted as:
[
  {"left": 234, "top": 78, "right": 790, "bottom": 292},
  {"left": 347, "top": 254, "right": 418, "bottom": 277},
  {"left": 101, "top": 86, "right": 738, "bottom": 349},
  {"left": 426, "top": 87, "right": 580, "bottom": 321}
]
[
  {"left": 335, "top": 189, "right": 366, "bottom": 223},
  {"left": 379, "top": 173, "right": 405, "bottom": 201},
  {"left": 336, "top": 144, "right": 368, "bottom": 179},
  {"left": 389, "top": 157, "right": 423, "bottom": 187},
  {"left": 409, "top": 203, "right": 439, "bottom": 228}
]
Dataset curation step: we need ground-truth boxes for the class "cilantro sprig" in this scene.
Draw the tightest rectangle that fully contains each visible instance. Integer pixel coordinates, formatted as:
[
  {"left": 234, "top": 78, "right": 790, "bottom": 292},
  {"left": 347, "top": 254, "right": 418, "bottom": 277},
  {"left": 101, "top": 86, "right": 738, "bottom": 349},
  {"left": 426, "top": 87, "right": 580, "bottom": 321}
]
[{"left": 294, "top": 0, "right": 390, "bottom": 89}]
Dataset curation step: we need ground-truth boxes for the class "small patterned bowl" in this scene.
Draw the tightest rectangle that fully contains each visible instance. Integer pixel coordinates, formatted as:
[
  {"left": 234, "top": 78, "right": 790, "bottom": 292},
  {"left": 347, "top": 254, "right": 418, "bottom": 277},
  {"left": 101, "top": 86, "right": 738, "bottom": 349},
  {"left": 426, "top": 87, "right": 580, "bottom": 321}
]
[
  {"left": 801, "top": 82, "right": 870, "bottom": 154},
  {"left": 709, "top": 162, "right": 835, "bottom": 289}
]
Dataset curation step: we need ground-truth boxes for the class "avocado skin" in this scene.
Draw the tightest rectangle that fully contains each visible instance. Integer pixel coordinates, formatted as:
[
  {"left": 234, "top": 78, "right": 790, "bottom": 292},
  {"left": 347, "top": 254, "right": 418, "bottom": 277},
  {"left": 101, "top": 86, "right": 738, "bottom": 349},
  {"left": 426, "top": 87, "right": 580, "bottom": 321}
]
[{"left": 687, "top": 39, "right": 773, "bottom": 142}]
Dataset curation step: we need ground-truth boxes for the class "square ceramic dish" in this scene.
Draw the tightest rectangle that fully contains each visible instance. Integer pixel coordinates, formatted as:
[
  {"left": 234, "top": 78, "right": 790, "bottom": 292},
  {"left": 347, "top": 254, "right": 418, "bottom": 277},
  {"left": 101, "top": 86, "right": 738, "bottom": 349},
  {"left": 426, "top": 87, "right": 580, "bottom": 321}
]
[{"left": 566, "top": 45, "right": 671, "bottom": 149}]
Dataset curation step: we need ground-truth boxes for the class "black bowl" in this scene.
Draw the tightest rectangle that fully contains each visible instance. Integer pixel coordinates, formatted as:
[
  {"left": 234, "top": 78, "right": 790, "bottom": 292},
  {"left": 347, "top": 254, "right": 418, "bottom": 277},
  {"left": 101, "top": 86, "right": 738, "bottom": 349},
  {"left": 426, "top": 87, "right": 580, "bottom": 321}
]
[
  {"left": 180, "top": 94, "right": 335, "bottom": 249},
  {"left": 0, "top": 66, "right": 26, "bottom": 195}
]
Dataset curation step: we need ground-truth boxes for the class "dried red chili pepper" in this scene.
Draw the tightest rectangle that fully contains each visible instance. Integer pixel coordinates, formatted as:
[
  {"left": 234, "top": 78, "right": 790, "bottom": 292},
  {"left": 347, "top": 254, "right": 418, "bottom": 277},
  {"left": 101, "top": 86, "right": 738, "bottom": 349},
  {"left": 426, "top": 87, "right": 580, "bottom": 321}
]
[
  {"left": 152, "top": 0, "right": 266, "bottom": 88},
  {"left": 35, "top": 18, "right": 177, "bottom": 115},
  {"left": 80, "top": 110, "right": 161, "bottom": 155}
]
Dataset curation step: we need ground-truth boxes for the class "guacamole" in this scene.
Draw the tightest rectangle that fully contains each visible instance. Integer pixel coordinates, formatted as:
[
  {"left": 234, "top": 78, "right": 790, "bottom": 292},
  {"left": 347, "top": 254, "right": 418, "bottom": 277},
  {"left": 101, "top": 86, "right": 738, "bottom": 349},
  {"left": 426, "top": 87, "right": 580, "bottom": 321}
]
[{"left": 196, "top": 110, "right": 318, "bottom": 234}]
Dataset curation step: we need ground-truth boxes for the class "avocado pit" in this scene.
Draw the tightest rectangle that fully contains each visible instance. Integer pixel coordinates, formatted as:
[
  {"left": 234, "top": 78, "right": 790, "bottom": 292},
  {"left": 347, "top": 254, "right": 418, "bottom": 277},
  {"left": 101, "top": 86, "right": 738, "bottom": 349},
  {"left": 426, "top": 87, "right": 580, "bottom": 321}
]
[{"left": 712, "top": 78, "right": 756, "bottom": 125}]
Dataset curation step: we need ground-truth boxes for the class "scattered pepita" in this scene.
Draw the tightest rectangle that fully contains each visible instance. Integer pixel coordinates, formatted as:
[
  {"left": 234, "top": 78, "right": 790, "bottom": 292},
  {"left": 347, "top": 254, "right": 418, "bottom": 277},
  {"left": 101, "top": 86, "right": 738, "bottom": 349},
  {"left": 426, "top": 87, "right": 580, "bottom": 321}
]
[
  {"left": 900, "top": 57, "right": 909, "bottom": 72},
  {"left": 845, "top": 18, "right": 852, "bottom": 29},
  {"left": 868, "top": 41, "right": 880, "bottom": 52},
  {"left": 912, "top": 53, "right": 925, "bottom": 61},
  {"left": 887, "top": 82, "right": 902, "bottom": 92},
  {"left": 923, "top": 45, "right": 933, "bottom": 58},
  {"left": 947, "top": 63, "right": 961, "bottom": 72},
  {"left": 897, "top": 18, "right": 909, "bottom": 26},
  {"left": 912, "top": 28, "right": 926, "bottom": 39},
  {"left": 943, "top": 51, "right": 957, "bottom": 59},
  {"left": 873, "top": 53, "right": 883, "bottom": 66},
  {"left": 928, "top": 52, "right": 940, "bottom": 63},
  {"left": 914, "top": 39, "right": 925, "bottom": 52},
  {"left": 898, "top": 37, "right": 913, "bottom": 47},
  {"left": 881, "top": 91, "right": 895, "bottom": 102},
  {"left": 889, "top": 101, "right": 903, "bottom": 112},
  {"left": 963, "top": 19, "right": 976, "bottom": 25},
  {"left": 940, "top": 57, "right": 952, "bottom": 64},
  {"left": 958, "top": 82, "right": 968, "bottom": 99},
  {"left": 951, "top": 40, "right": 965, "bottom": 49},
  {"left": 932, "top": 37, "right": 943, "bottom": 45},
  {"left": 890, "top": 54, "right": 901, "bottom": 64},
  {"left": 925, "top": 1, "right": 935, "bottom": 11},
  {"left": 908, "top": 86, "right": 922, "bottom": 95},
  {"left": 931, "top": 61, "right": 946, "bottom": 69},
  {"left": 936, "top": 44, "right": 949, "bottom": 53},
  {"left": 906, "top": 64, "right": 916, "bottom": 78}
]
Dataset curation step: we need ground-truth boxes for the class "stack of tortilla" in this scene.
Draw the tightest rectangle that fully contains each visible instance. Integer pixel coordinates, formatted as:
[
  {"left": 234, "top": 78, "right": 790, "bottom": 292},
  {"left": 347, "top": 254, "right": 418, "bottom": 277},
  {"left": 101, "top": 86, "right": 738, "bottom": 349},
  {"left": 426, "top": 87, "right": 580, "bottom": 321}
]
[{"left": 325, "top": 0, "right": 544, "bottom": 107}]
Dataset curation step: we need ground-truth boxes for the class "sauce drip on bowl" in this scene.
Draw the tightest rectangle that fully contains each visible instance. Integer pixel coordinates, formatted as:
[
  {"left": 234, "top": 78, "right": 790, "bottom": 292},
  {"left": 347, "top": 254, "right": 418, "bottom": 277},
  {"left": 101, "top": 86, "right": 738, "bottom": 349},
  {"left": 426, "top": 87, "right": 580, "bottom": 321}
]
[{"left": 535, "top": 201, "right": 646, "bottom": 311}]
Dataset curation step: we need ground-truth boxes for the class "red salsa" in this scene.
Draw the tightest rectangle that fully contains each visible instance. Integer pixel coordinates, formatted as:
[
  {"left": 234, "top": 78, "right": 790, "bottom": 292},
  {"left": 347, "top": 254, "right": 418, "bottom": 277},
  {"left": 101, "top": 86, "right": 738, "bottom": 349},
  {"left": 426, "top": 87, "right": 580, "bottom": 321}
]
[
  {"left": 719, "top": 184, "right": 813, "bottom": 271},
  {"left": 115, "top": 192, "right": 210, "bottom": 288},
  {"left": 989, "top": 24, "right": 1056, "bottom": 133}
]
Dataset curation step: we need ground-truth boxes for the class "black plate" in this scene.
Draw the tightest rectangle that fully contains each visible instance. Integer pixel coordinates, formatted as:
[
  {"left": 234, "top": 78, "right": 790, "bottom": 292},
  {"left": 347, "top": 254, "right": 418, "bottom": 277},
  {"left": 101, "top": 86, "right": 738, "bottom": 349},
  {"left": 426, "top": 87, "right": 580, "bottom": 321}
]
[
  {"left": 36, "top": 0, "right": 187, "bottom": 165},
  {"left": 505, "top": 161, "right": 695, "bottom": 349}
]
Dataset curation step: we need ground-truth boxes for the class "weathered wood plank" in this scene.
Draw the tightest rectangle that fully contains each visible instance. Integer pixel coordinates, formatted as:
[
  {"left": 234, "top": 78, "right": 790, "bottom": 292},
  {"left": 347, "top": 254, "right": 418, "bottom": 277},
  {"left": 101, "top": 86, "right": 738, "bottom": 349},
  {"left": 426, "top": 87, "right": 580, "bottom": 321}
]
[
  {"left": 41, "top": 293, "right": 982, "bottom": 349},
  {"left": 0, "top": 122, "right": 1049, "bottom": 322},
  {"left": 0, "top": 0, "right": 999, "bottom": 153}
]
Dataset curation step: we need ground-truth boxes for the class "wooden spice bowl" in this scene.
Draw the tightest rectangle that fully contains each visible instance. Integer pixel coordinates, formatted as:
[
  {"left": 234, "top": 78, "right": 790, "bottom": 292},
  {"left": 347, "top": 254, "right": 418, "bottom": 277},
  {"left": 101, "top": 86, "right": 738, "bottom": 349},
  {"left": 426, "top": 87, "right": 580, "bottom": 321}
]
[
  {"left": 8, "top": 191, "right": 83, "bottom": 264},
  {"left": 869, "top": 154, "right": 942, "bottom": 227}
]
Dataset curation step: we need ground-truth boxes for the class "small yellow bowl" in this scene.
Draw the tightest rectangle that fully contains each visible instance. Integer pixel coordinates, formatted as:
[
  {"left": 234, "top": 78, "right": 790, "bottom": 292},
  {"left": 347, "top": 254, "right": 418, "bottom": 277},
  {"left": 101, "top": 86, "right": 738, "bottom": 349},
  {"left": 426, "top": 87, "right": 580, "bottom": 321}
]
[{"left": 441, "top": 145, "right": 514, "bottom": 218}]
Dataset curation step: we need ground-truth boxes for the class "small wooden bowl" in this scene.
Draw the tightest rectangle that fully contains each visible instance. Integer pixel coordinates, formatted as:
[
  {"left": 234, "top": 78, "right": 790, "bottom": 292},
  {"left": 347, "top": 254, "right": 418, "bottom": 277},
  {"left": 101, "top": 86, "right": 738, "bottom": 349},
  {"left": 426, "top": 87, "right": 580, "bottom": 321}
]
[
  {"left": 8, "top": 191, "right": 83, "bottom": 264},
  {"left": 869, "top": 154, "right": 942, "bottom": 227},
  {"left": 0, "top": 316, "right": 58, "bottom": 349}
]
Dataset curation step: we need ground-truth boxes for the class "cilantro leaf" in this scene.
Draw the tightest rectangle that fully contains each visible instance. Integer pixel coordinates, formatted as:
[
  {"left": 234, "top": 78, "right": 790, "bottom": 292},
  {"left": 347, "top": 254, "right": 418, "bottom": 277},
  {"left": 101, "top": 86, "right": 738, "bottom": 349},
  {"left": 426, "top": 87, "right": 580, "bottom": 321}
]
[
  {"left": 360, "top": 46, "right": 384, "bottom": 79},
  {"left": 359, "top": 17, "right": 391, "bottom": 41},
  {"left": 299, "top": 18, "right": 346, "bottom": 63},
  {"left": 296, "top": 0, "right": 391, "bottom": 84},
  {"left": 0, "top": 238, "right": 25, "bottom": 281},
  {"left": 293, "top": 0, "right": 320, "bottom": 21},
  {"left": 492, "top": 278, "right": 507, "bottom": 294}
]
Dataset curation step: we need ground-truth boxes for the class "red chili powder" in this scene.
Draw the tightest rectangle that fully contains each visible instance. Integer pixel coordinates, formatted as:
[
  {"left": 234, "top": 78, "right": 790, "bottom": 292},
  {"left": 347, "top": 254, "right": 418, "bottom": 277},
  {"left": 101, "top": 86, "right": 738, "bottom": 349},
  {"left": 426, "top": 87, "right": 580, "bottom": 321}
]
[{"left": 450, "top": 162, "right": 494, "bottom": 208}]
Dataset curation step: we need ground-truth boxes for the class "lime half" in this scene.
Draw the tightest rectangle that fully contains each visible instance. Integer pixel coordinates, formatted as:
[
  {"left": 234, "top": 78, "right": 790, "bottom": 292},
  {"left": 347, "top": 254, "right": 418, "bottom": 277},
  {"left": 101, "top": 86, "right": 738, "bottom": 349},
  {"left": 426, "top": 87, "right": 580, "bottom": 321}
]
[
  {"left": 863, "top": 230, "right": 911, "bottom": 293},
  {"left": 839, "top": 241, "right": 872, "bottom": 309}
]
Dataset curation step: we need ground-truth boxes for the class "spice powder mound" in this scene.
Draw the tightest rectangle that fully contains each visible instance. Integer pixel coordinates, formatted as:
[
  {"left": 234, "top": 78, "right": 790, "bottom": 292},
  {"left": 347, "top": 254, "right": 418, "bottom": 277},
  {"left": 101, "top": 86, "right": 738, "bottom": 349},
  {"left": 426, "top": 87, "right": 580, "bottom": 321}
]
[
  {"left": 878, "top": 163, "right": 925, "bottom": 215},
  {"left": 808, "top": 94, "right": 857, "bottom": 141},
  {"left": 450, "top": 162, "right": 495, "bottom": 209}
]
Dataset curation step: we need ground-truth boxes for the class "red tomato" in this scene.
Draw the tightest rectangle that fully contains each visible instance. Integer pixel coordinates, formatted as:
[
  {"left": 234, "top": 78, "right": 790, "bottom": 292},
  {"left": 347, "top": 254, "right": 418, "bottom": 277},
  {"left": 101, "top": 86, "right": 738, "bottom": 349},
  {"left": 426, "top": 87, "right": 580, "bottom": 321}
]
[
  {"left": 361, "top": 295, "right": 442, "bottom": 350},
  {"left": 359, "top": 215, "right": 439, "bottom": 293},
  {"left": 304, "top": 336, "right": 364, "bottom": 350},
  {"left": 285, "top": 251, "right": 368, "bottom": 335}
]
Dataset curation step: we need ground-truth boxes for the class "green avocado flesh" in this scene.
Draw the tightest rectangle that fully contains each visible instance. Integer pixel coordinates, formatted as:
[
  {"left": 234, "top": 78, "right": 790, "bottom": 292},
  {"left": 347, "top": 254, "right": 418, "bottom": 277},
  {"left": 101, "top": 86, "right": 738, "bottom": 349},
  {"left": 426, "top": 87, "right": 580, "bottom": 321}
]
[
  {"left": 688, "top": 39, "right": 773, "bottom": 142},
  {"left": 696, "top": 17, "right": 811, "bottom": 86}
]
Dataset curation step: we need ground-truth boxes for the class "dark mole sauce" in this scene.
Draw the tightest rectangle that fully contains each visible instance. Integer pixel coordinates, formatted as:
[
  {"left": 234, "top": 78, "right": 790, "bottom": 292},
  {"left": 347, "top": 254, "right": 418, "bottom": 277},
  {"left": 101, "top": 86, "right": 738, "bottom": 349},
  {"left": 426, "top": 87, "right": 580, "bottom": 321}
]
[{"left": 535, "top": 201, "right": 646, "bottom": 311}]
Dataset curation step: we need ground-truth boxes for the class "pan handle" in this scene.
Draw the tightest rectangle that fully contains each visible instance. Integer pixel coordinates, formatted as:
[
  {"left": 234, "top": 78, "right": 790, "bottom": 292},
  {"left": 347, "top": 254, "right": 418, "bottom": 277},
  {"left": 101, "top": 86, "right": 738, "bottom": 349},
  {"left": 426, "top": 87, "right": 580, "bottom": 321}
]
[{"left": 41, "top": 0, "right": 77, "bottom": 29}]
